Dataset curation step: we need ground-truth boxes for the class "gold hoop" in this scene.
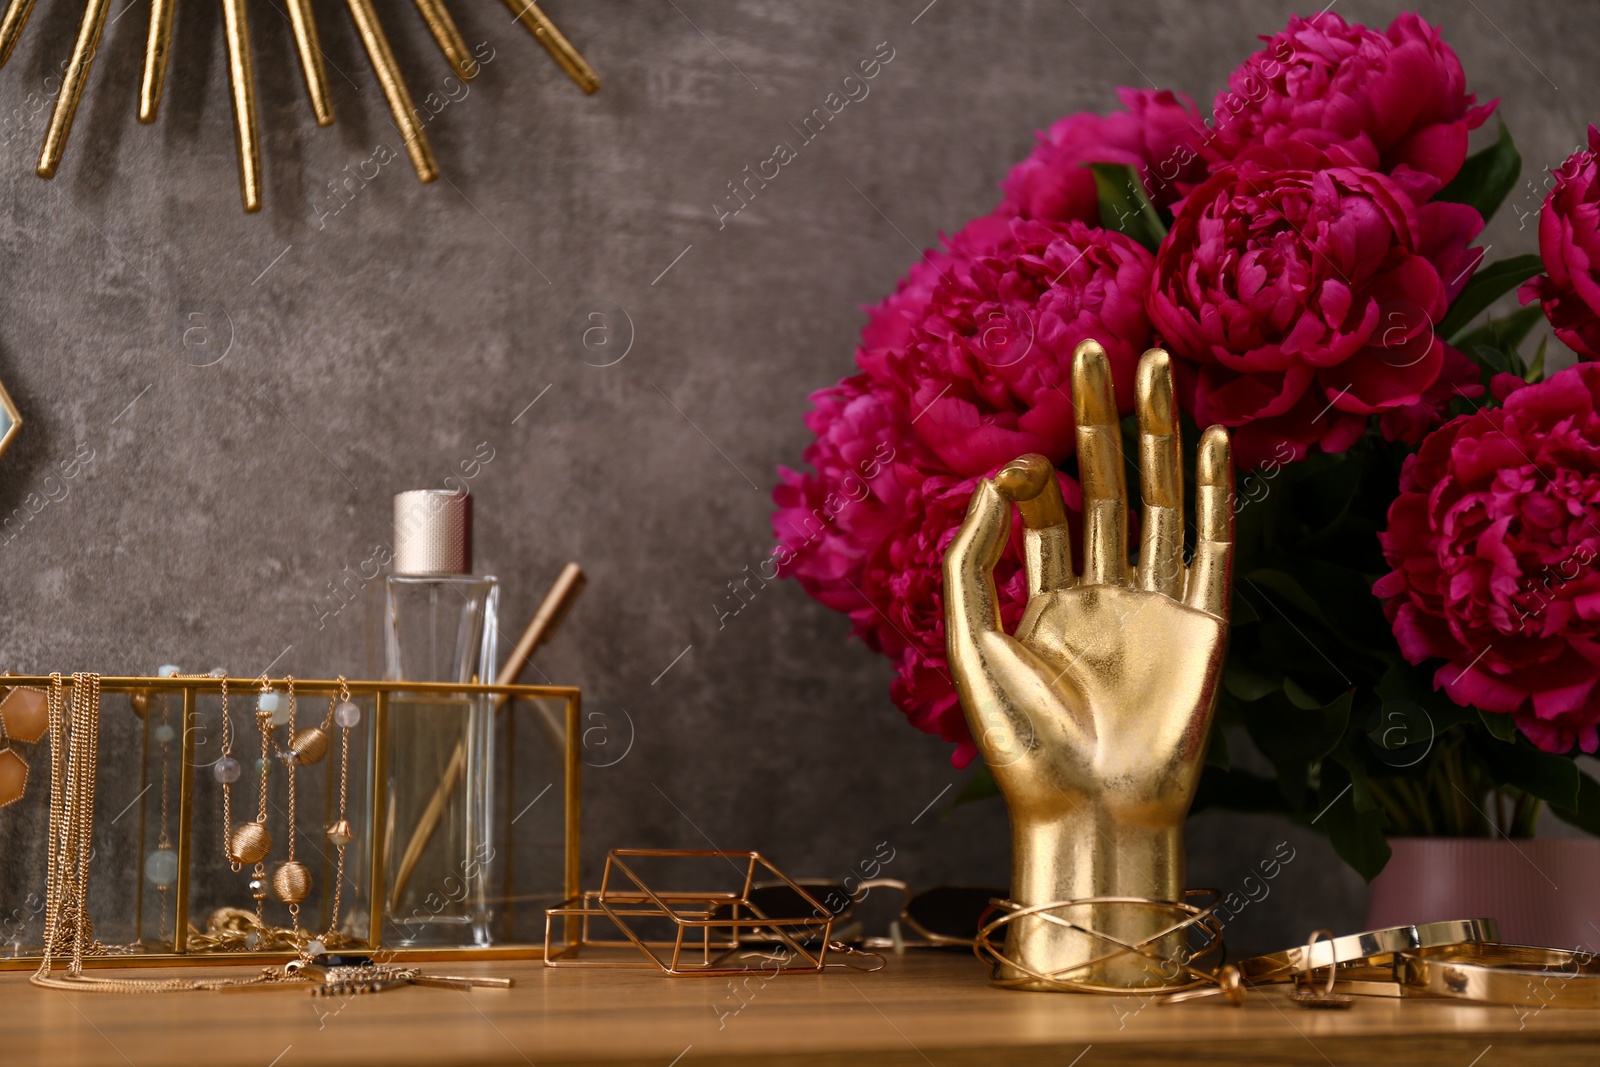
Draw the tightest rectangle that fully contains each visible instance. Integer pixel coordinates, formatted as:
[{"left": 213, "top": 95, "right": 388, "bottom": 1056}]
[{"left": 974, "top": 890, "right": 1224, "bottom": 993}]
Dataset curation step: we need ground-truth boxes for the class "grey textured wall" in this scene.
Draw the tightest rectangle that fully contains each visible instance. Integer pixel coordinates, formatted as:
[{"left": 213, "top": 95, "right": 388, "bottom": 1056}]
[{"left": 0, "top": 0, "right": 1594, "bottom": 958}]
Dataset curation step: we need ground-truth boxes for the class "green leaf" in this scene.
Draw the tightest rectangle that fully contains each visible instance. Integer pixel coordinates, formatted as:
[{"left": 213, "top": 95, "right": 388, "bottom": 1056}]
[
  {"left": 1224, "top": 663, "right": 1281, "bottom": 702},
  {"left": 951, "top": 764, "right": 998, "bottom": 807},
  {"left": 1089, "top": 163, "right": 1167, "bottom": 253},
  {"left": 1376, "top": 661, "right": 1460, "bottom": 712},
  {"left": 1243, "top": 687, "right": 1353, "bottom": 810},
  {"left": 1550, "top": 768, "right": 1600, "bottom": 835},
  {"left": 1440, "top": 254, "right": 1545, "bottom": 342},
  {"left": 1317, "top": 767, "right": 1393, "bottom": 881},
  {"left": 1481, "top": 739, "right": 1581, "bottom": 810},
  {"left": 1470, "top": 343, "right": 1520, "bottom": 377},
  {"left": 1479, "top": 707, "right": 1518, "bottom": 743},
  {"left": 1436, "top": 116, "right": 1522, "bottom": 224},
  {"left": 1453, "top": 302, "right": 1545, "bottom": 355},
  {"left": 1527, "top": 336, "right": 1548, "bottom": 383}
]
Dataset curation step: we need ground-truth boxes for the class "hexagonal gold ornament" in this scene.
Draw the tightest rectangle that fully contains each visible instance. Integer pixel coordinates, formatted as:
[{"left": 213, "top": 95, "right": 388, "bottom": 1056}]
[
  {"left": 0, "top": 747, "right": 26, "bottom": 808},
  {"left": 0, "top": 686, "right": 48, "bottom": 745},
  {"left": 0, "top": 376, "right": 19, "bottom": 461}
]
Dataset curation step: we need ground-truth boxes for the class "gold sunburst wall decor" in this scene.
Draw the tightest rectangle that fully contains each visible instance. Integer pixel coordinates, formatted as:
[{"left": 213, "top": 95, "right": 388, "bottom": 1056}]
[
  {"left": 0, "top": 374, "right": 19, "bottom": 461},
  {"left": 0, "top": 0, "right": 598, "bottom": 212}
]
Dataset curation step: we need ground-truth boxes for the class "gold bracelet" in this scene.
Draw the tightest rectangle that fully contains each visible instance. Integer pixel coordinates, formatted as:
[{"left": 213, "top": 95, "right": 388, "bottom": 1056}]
[
  {"left": 1237, "top": 918, "right": 1499, "bottom": 983},
  {"left": 1395, "top": 944, "right": 1600, "bottom": 1008}
]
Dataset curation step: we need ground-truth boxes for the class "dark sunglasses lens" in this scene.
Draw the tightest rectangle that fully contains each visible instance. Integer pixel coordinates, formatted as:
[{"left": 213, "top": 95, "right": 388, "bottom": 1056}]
[
  {"left": 745, "top": 883, "right": 848, "bottom": 921},
  {"left": 904, "top": 886, "right": 1004, "bottom": 941}
]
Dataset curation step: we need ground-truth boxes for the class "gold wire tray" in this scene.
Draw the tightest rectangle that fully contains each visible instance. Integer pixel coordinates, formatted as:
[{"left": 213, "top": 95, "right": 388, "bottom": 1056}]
[
  {"left": 544, "top": 850, "right": 834, "bottom": 975},
  {"left": 0, "top": 675, "right": 580, "bottom": 968}
]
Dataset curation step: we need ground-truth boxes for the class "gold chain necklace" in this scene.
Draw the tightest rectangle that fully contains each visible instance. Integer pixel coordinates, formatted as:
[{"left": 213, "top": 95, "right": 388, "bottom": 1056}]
[{"left": 31, "top": 673, "right": 300, "bottom": 993}]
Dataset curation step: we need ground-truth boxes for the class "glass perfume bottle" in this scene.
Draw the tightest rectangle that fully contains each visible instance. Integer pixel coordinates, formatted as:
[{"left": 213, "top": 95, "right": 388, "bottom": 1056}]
[{"left": 374, "top": 489, "right": 499, "bottom": 946}]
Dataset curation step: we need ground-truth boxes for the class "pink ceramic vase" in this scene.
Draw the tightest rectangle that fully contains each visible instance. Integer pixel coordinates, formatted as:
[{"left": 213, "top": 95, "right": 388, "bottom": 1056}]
[{"left": 1365, "top": 837, "right": 1600, "bottom": 950}]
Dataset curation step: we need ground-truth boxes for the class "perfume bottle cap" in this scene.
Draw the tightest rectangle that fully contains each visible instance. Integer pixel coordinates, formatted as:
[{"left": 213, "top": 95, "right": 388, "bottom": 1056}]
[{"left": 393, "top": 490, "right": 470, "bottom": 575}]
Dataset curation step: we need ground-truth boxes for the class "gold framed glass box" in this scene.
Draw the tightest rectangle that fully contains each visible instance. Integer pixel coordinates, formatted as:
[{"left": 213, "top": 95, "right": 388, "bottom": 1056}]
[{"left": 0, "top": 675, "right": 579, "bottom": 967}]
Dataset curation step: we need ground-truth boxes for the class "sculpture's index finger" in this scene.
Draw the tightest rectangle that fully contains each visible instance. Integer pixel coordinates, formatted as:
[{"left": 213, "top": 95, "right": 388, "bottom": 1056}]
[
  {"left": 996, "top": 453, "right": 1074, "bottom": 598},
  {"left": 1073, "top": 340, "right": 1128, "bottom": 586}
]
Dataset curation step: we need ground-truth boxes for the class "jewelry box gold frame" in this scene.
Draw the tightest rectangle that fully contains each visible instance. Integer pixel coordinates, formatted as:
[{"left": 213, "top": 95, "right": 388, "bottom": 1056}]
[
  {"left": 0, "top": 376, "right": 19, "bottom": 460},
  {"left": 0, "top": 675, "right": 580, "bottom": 969}
]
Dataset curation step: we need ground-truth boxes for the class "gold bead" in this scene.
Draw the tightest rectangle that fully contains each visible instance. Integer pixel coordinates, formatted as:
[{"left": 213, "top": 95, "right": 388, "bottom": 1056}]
[
  {"left": 326, "top": 819, "right": 354, "bottom": 846},
  {"left": 289, "top": 726, "right": 329, "bottom": 765},
  {"left": 227, "top": 821, "right": 272, "bottom": 865},
  {"left": 272, "top": 860, "right": 312, "bottom": 905},
  {"left": 128, "top": 690, "right": 150, "bottom": 719}
]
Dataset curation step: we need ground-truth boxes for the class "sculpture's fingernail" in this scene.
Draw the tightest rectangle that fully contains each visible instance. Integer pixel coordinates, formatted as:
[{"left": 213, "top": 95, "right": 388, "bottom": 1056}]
[{"left": 995, "top": 454, "right": 1052, "bottom": 501}]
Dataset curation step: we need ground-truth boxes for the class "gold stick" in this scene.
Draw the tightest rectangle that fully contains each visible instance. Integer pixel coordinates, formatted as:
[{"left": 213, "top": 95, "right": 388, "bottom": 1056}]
[
  {"left": 500, "top": 0, "right": 599, "bottom": 94},
  {"left": 344, "top": 0, "right": 437, "bottom": 182},
  {"left": 36, "top": 0, "right": 112, "bottom": 179},
  {"left": 411, "top": 0, "right": 476, "bottom": 81},
  {"left": 219, "top": 0, "right": 262, "bottom": 212},
  {"left": 0, "top": 0, "right": 37, "bottom": 70},
  {"left": 389, "top": 564, "right": 585, "bottom": 910},
  {"left": 137, "top": 0, "right": 175, "bottom": 122},
  {"left": 285, "top": 0, "right": 334, "bottom": 126},
  {"left": 0, "top": 0, "right": 38, "bottom": 70}
]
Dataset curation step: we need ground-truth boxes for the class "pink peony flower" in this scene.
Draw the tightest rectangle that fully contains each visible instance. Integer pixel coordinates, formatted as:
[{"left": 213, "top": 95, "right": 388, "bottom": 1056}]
[
  {"left": 1149, "top": 143, "right": 1483, "bottom": 469},
  {"left": 1374, "top": 363, "right": 1600, "bottom": 754},
  {"left": 1520, "top": 126, "right": 1600, "bottom": 361},
  {"left": 1206, "top": 12, "right": 1493, "bottom": 202},
  {"left": 858, "top": 470, "right": 1083, "bottom": 767},
  {"left": 869, "top": 216, "right": 1156, "bottom": 477},
  {"left": 999, "top": 89, "right": 1208, "bottom": 222},
  {"left": 772, "top": 375, "right": 930, "bottom": 646}
]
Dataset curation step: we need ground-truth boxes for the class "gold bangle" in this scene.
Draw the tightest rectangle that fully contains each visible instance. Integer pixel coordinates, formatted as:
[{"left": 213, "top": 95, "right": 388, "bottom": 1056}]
[
  {"left": 1395, "top": 944, "right": 1600, "bottom": 1008},
  {"left": 1237, "top": 918, "right": 1499, "bottom": 983}
]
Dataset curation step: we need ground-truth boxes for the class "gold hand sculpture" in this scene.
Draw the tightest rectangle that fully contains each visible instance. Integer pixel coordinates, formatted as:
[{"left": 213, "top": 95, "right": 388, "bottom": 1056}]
[{"left": 943, "top": 341, "right": 1234, "bottom": 991}]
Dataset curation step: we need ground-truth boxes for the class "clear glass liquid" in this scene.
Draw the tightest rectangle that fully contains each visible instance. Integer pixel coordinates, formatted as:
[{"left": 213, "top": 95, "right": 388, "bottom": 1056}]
[{"left": 374, "top": 574, "right": 498, "bottom": 946}]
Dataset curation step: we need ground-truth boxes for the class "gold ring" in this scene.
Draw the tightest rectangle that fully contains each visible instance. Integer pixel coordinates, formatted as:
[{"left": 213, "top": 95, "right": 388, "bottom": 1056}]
[{"left": 1237, "top": 918, "right": 1499, "bottom": 983}]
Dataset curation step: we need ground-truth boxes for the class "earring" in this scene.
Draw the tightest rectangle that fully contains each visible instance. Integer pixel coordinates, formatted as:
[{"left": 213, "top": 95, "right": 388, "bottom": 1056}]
[
  {"left": 271, "top": 676, "right": 312, "bottom": 924},
  {"left": 140, "top": 685, "right": 180, "bottom": 943},
  {"left": 310, "top": 676, "right": 359, "bottom": 955},
  {"left": 0, "top": 671, "right": 49, "bottom": 809}
]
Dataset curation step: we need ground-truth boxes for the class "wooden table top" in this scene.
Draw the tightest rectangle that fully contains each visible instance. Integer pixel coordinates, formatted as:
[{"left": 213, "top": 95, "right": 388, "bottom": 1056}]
[{"left": 3, "top": 952, "right": 1598, "bottom": 1066}]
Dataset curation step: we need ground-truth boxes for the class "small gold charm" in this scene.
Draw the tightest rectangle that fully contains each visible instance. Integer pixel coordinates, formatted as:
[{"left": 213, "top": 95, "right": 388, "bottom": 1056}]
[
  {"left": 289, "top": 726, "right": 329, "bottom": 765},
  {"left": 127, "top": 689, "right": 151, "bottom": 719},
  {"left": 326, "top": 819, "right": 354, "bottom": 846},
  {"left": 0, "top": 685, "right": 49, "bottom": 744},
  {"left": 228, "top": 821, "right": 272, "bottom": 865},
  {"left": 272, "top": 860, "right": 312, "bottom": 904},
  {"left": 0, "top": 747, "right": 27, "bottom": 808}
]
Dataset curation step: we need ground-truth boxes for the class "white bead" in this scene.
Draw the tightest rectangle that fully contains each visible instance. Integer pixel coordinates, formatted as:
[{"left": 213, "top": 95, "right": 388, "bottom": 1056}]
[
  {"left": 208, "top": 667, "right": 227, "bottom": 678},
  {"left": 213, "top": 757, "right": 241, "bottom": 783},
  {"left": 334, "top": 701, "right": 361, "bottom": 728},
  {"left": 153, "top": 724, "right": 176, "bottom": 744},
  {"left": 144, "top": 847, "right": 179, "bottom": 888},
  {"left": 306, "top": 939, "right": 326, "bottom": 957},
  {"left": 157, "top": 664, "right": 181, "bottom": 678},
  {"left": 259, "top": 691, "right": 290, "bottom": 726}
]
